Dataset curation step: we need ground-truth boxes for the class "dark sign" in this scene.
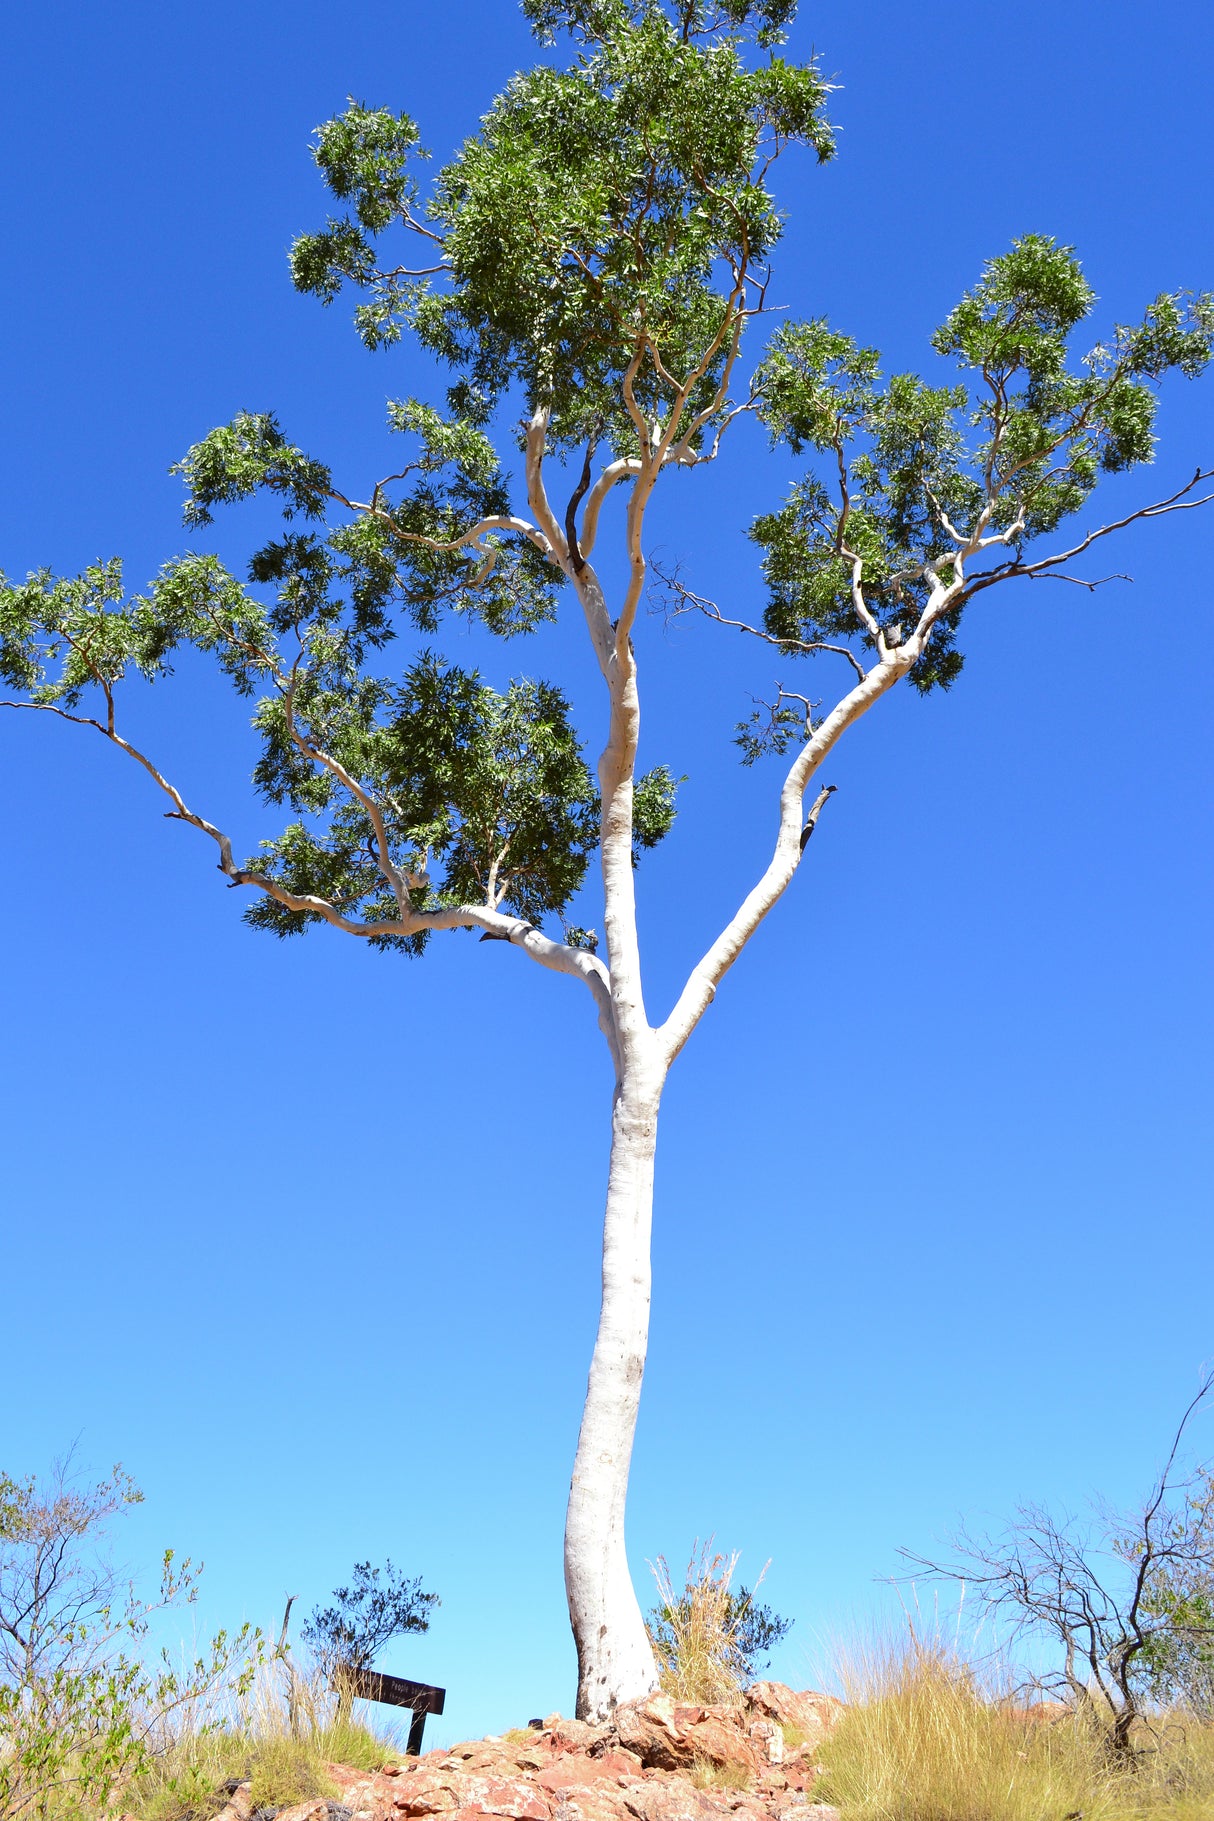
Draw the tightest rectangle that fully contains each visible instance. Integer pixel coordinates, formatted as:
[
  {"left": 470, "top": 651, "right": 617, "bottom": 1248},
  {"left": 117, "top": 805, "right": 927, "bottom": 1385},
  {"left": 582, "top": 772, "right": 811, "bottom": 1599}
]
[
  {"left": 346, "top": 1670, "right": 445, "bottom": 1715},
  {"left": 343, "top": 1669, "right": 446, "bottom": 1756}
]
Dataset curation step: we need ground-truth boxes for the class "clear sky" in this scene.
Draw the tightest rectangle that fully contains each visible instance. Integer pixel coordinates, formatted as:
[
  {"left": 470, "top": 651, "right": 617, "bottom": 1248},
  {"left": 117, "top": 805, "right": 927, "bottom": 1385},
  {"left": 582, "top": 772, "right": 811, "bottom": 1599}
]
[{"left": 1, "top": 0, "right": 1211, "bottom": 1747}]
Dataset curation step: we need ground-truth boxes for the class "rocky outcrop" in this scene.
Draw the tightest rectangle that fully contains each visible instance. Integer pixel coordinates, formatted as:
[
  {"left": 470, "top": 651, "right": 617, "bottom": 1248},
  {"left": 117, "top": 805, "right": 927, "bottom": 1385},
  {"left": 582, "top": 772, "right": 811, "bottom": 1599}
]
[
  {"left": 319, "top": 1684, "right": 842, "bottom": 1821},
  {"left": 743, "top": 1686, "right": 845, "bottom": 1760},
  {"left": 611, "top": 1693, "right": 764, "bottom": 1774}
]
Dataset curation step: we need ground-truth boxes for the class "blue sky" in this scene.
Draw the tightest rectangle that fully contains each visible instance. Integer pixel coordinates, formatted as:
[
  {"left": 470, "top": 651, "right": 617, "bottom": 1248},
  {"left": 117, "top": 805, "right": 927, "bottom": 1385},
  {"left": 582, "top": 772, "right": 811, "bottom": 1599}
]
[{"left": 2, "top": 0, "right": 1211, "bottom": 1745}]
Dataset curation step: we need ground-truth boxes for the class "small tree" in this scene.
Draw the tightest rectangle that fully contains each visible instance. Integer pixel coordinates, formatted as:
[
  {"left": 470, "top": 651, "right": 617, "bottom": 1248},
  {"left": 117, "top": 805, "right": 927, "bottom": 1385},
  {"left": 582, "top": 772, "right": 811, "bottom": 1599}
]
[
  {"left": 0, "top": 1459, "right": 261, "bottom": 1816},
  {"left": 1132, "top": 1466, "right": 1214, "bottom": 1717},
  {"left": 301, "top": 1561, "right": 438, "bottom": 1719},
  {"left": 1, "top": 0, "right": 1211, "bottom": 1719},
  {"left": 900, "top": 1374, "right": 1214, "bottom": 1760}
]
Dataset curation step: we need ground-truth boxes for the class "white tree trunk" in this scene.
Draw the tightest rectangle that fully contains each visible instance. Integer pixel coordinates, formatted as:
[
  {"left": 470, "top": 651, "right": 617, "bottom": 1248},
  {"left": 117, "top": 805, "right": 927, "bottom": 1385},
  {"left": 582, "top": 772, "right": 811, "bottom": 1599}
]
[{"left": 564, "top": 1056, "right": 665, "bottom": 1721}]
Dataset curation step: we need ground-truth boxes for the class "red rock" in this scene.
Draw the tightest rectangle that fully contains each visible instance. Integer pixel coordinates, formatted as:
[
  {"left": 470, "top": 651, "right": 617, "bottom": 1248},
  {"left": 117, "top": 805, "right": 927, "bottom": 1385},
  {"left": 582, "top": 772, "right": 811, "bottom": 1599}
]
[
  {"left": 550, "top": 1718, "right": 610, "bottom": 1753},
  {"left": 539, "top": 1764, "right": 602, "bottom": 1793},
  {"left": 743, "top": 1687, "right": 844, "bottom": 1758},
  {"left": 592, "top": 1750, "right": 643, "bottom": 1779},
  {"left": 273, "top": 1802, "right": 332, "bottom": 1821},
  {"left": 327, "top": 1764, "right": 402, "bottom": 1816},
  {"left": 539, "top": 1754, "right": 639, "bottom": 1792},
  {"left": 392, "top": 1768, "right": 474, "bottom": 1814},
  {"left": 685, "top": 1716, "right": 760, "bottom": 1776},
  {"left": 612, "top": 1696, "right": 759, "bottom": 1775},
  {"left": 746, "top": 1721, "right": 782, "bottom": 1767},
  {"left": 449, "top": 1744, "right": 530, "bottom": 1774},
  {"left": 621, "top": 1780, "right": 711, "bottom": 1821},
  {"left": 546, "top": 1786, "right": 634, "bottom": 1821},
  {"left": 210, "top": 1783, "right": 255, "bottom": 1821},
  {"left": 613, "top": 1695, "right": 682, "bottom": 1769},
  {"left": 315, "top": 1698, "right": 842, "bottom": 1821},
  {"left": 512, "top": 1750, "right": 556, "bottom": 1774},
  {"left": 769, "top": 1764, "right": 815, "bottom": 1795},
  {"left": 389, "top": 1766, "right": 550, "bottom": 1818},
  {"left": 472, "top": 1776, "right": 554, "bottom": 1820}
]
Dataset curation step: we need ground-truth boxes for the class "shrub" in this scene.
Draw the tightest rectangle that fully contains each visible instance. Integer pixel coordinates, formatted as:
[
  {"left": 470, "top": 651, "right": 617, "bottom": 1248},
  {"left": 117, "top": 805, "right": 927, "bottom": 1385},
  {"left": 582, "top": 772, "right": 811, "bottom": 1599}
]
[
  {"left": 0, "top": 1459, "right": 261, "bottom": 1819},
  {"left": 646, "top": 1545, "right": 790, "bottom": 1705},
  {"left": 301, "top": 1561, "right": 439, "bottom": 1717}
]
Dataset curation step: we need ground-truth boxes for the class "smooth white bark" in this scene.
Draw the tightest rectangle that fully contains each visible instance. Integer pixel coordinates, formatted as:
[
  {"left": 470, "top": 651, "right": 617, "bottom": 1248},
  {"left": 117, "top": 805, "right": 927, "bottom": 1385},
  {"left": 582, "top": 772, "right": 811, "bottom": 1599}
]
[
  {"left": 560, "top": 513, "right": 668, "bottom": 1713},
  {"left": 564, "top": 1057, "right": 664, "bottom": 1721}
]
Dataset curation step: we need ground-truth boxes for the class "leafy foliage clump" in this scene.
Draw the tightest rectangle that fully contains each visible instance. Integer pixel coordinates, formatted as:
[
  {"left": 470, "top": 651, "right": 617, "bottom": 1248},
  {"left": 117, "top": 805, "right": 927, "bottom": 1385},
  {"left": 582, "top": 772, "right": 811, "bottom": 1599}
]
[
  {"left": 301, "top": 1560, "right": 439, "bottom": 1682},
  {"left": 1132, "top": 1465, "right": 1214, "bottom": 1715},
  {"left": 244, "top": 656, "right": 603, "bottom": 944},
  {"left": 292, "top": 5, "right": 833, "bottom": 455},
  {"left": 751, "top": 237, "right": 1214, "bottom": 698}
]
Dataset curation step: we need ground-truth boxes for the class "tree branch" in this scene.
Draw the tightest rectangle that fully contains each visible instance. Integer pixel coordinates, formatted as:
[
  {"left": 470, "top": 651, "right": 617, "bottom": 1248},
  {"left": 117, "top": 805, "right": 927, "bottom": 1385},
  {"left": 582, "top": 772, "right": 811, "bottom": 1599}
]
[
  {"left": 579, "top": 458, "right": 643, "bottom": 561},
  {"left": 0, "top": 700, "right": 617, "bottom": 1038},
  {"left": 279, "top": 670, "right": 418, "bottom": 917},
  {"left": 658, "top": 646, "right": 911, "bottom": 1067},
  {"left": 324, "top": 488, "right": 553, "bottom": 571},
  {"left": 565, "top": 438, "right": 597, "bottom": 575},
  {"left": 654, "top": 562, "right": 868, "bottom": 682},
  {"left": 964, "top": 469, "right": 1214, "bottom": 600}
]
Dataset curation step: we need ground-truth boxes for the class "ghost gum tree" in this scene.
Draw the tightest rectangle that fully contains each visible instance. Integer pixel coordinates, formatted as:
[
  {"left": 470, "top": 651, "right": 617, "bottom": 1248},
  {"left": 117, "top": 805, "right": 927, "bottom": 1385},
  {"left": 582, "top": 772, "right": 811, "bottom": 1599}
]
[{"left": 1, "top": 0, "right": 1211, "bottom": 1720}]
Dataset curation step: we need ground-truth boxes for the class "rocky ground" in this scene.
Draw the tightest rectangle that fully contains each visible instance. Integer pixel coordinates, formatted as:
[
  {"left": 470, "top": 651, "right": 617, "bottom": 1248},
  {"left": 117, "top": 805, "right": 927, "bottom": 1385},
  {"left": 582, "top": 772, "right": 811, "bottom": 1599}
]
[{"left": 211, "top": 1683, "right": 845, "bottom": 1821}]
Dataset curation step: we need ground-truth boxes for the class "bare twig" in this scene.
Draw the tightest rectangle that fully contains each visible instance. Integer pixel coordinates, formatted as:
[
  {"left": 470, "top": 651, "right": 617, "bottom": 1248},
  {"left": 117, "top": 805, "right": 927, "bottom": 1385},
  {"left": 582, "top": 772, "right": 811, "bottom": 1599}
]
[
  {"left": 896, "top": 1371, "right": 1214, "bottom": 1761},
  {"left": 1025, "top": 571, "right": 1132, "bottom": 591},
  {"left": 965, "top": 469, "right": 1214, "bottom": 601},
  {"left": 651, "top": 560, "right": 868, "bottom": 682}
]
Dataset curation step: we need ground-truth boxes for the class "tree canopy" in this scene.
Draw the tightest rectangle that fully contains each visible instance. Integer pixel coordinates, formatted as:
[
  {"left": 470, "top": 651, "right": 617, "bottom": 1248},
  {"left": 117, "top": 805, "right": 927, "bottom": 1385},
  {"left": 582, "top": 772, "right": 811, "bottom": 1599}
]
[{"left": 3, "top": 0, "right": 1208, "bottom": 947}]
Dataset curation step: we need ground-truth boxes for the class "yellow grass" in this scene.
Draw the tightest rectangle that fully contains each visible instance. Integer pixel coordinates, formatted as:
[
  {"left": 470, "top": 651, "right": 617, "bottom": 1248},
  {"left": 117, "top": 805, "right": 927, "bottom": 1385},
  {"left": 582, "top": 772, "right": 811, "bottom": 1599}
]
[
  {"left": 688, "top": 1754, "right": 753, "bottom": 1791},
  {"left": 814, "top": 1629, "right": 1214, "bottom": 1821},
  {"left": 125, "top": 1659, "right": 399, "bottom": 1821},
  {"left": 646, "top": 1544, "right": 752, "bottom": 1706}
]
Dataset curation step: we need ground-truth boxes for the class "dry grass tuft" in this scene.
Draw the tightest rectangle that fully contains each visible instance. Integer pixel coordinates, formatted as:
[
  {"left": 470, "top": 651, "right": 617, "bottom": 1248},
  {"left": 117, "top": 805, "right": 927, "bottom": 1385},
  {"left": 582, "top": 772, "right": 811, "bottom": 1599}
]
[
  {"left": 816, "top": 1633, "right": 1107, "bottom": 1821},
  {"left": 125, "top": 1660, "right": 397, "bottom": 1821},
  {"left": 248, "top": 1736, "right": 338, "bottom": 1810},
  {"left": 688, "top": 1754, "right": 753, "bottom": 1791},
  {"left": 814, "top": 1626, "right": 1214, "bottom": 1821},
  {"left": 646, "top": 1544, "right": 752, "bottom": 1706}
]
